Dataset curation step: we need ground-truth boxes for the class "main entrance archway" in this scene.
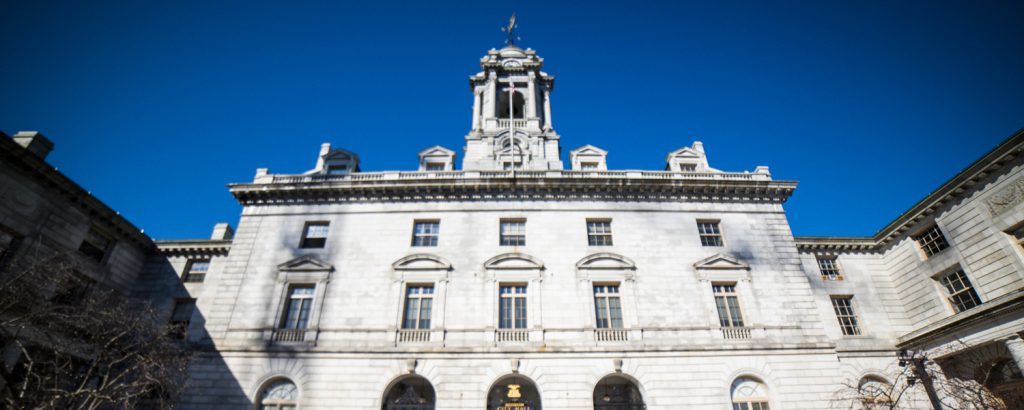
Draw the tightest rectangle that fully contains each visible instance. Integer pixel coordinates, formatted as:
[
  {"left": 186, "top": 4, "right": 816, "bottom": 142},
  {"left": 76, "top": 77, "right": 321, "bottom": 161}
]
[
  {"left": 593, "top": 375, "right": 645, "bottom": 410},
  {"left": 382, "top": 375, "right": 435, "bottom": 410},
  {"left": 487, "top": 374, "right": 541, "bottom": 410}
]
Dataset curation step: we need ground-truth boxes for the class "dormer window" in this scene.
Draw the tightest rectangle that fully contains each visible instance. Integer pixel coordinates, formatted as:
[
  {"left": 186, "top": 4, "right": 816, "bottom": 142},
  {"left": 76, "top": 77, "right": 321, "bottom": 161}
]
[
  {"left": 418, "top": 146, "right": 456, "bottom": 171},
  {"left": 326, "top": 164, "right": 348, "bottom": 174},
  {"left": 315, "top": 144, "right": 359, "bottom": 175},
  {"left": 581, "top": 162, "right": 598, "bottom": 170}
]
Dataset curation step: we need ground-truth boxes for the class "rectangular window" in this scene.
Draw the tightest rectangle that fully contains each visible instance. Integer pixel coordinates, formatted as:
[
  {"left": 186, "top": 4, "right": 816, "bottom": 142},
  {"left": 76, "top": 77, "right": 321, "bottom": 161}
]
[
  {"left": 411, "top": 221, "right": 440, "bottom": 247},
  {"left": 169, "top": 298, "right": 196, "bottom": 339},
  {"left": 830, "top": 296, "right": 861, "bottom": 335},
  {"left": 299, "top": 222, "right": 329, "bottom": 249},
  {"left": 503, "top": 161, "right": 523, "bottom": 170},
  {"left": 78, "top": 227, "right": 112, "bottom": 263},
  {"left": 817, "top": 256, "right": 843, "bottom": 281},
  {"left": 580, "top": 162, "right": 599, "bottom": 170},
  {"left": 279, "top": 285, "right": 315, "bottom": 329},
  {"left": 52, "top": 270, "right": 96, "bottom": 305},
  {"left": 500, "top": 219, "right": 526, "bottom": 246},
  {"left": 593, "top": 284, "right": 623, "bottom": 329},
  {"left": 713, "top": 283, "right": 744, "bottom": 327},
  {"left": 587, "top": 219, "right": 614, "bottom": 246},
  {"left": 698, "top": 221, "right": 724, "bottom": 247},
  {"left": 1008, "top": 224, "right": 1024, "bottom": 251},
  {"left": 938, "top": 269, "right": 982, "bottom": 313},
  {"left": 499, "top": 285, "right": 528, "bottom": 329},
  {"left": 914, "top": 224, "right": 949, "bottom": 257},
  {"left": 327, "top": 164, "right": 348, "bottom": 174},
  {"left": 425, "top": 162, "right": 445, "bottom": 171},
  {"left": 183, "top": 259, "right": 210, "bottom": 283},
  {"left": 402, "top": 285, "right": 434, "bottom": 329}
]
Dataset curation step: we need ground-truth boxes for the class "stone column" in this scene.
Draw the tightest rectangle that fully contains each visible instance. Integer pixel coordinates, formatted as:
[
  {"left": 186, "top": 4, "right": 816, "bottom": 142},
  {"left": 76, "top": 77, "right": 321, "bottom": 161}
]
[
  {"left": 471, "top": 87, "right": 481, "bottom": 131},
  {"left": 1006, "top": 335, "right": 1024, "bottom": 370},
  {"left": 543, "top": 88, "right": 553, "bottom": 130},
  {"left": 483, "top": 71, "right": 497, "bottom": 123},
  {"left": 526, "top": 72, "right": 537, "bottom": 119}
]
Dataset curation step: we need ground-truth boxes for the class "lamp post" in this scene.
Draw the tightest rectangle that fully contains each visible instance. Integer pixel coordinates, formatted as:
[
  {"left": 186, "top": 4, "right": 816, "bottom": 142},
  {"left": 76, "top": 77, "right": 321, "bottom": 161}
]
[{"left": 897, "top": 349, "right": 943, "bottom": 409}]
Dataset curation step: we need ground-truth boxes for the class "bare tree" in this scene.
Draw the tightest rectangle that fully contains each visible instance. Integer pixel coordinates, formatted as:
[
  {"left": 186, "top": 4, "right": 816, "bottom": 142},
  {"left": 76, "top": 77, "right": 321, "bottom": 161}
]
[
  {"left": 0, "top": 239, "right": 190, "bottom": 409},
  {"left": 832, "top": 341, "right": 1024, "bottom": 410}
]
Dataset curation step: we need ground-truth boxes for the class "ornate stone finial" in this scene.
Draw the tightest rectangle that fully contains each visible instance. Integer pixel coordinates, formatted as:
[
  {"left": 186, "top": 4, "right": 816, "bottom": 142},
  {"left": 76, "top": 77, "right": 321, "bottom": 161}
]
[
  {"left": 406, "top": 358, "right": 418, "bottom": 374},
  {"left": 501, "top": 13, "right": 519, "bottom": 45},
  {"left": 511, "top": 357, "right": 520, "bottom": 373},
  {"left": 613, "top": 358, "right": 623, "bottom": 373}
]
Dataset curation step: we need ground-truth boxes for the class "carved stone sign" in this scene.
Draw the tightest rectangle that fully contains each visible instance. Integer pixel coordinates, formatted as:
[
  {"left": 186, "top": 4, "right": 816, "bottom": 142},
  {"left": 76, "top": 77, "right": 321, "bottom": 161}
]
[{"left": 987, "top": 177, "right": 1024, "bottom": 216}]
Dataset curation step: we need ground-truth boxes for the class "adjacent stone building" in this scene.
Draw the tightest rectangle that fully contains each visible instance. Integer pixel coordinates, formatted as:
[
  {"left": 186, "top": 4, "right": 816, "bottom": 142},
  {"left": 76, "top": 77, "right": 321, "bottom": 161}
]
[{"left": 3, "top": 39, "right": 1022, "bottom": 409}]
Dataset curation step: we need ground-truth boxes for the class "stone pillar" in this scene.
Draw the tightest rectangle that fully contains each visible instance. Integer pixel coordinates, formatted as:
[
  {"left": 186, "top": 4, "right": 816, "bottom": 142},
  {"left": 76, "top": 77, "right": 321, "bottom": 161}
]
[
  {"left": 471, "top": 88, "right": 481, "bottom": 131},
  {"left": 483, "top": 71, "right": 497, "bottom": 122},
  {"left": 1006, "top": 335, "right": 1024, "bottom": 370},
  {"left": 543, "top": 88, "right": 553, "bottom": 130},
  {"left": 526, "top": 72, "right": 537, "bottom": 119}
]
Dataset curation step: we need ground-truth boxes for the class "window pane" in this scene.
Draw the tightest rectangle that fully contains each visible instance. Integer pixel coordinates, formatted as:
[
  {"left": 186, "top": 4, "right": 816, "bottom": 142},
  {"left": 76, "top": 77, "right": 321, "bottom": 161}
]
[
  {"left": 716, "top": 297, "right": 730, "bottom": 326},
  {"left": 403, "top": 299, "right": 419, "bottom": 329},
  {"left": 727, "top": 297, "right": 744, "bottom": 327},
  {"left": 595, "top": 297, "right": 608, "bottom": 328},
  {"left": 515, "top": 298, "right": 527, "bottom": 328},
  {"left": 418, "top": 298, "right": 432, "bottom": 329},
  {"left": 608, "top": 297, "right": 623, "bottom": 328},
  {"left": 500, "top": 298, "right": 512, "bottom": 328}
]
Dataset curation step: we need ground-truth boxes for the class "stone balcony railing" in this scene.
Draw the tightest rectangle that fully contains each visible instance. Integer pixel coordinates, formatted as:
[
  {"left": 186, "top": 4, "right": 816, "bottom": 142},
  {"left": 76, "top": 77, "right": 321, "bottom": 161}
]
[
  {"left": 248, "top": 325, "right": 812, "bottom": 351},
  {"left": 495, "top": 329, "right": 530, "bottom": 343},
  {"left": 396, "top": 329, "right": 432, "bottom": 344},
  {"left": 261, "top": 169, "right": 773, "bottom": 185},
  {"left": 595, "top": 328, "right": 629, "bottom": 342},
  {"left": 267, "top": 328, "right": 311, "bottom": 343},
  {"left": 495, "top": 118, "right": 529, "bottom": 129}
]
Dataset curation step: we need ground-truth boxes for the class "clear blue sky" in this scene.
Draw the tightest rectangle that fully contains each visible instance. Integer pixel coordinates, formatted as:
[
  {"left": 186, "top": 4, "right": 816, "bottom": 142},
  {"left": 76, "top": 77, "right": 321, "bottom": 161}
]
[{"left": 2, "top": 1, "right": 1022, "bottom": 239}]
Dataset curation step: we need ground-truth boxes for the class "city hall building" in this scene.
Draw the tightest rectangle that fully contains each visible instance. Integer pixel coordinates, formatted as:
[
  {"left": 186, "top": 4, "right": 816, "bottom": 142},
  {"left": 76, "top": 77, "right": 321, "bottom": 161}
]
[{"left": 4, "top": 38, "right": 1022, "bottom": 409}]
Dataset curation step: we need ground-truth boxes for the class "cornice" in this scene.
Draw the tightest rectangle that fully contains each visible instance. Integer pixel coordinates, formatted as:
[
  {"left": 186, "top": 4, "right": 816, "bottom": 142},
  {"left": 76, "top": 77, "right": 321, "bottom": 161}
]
[
  {"left": 228, "top": 171, "right": 796, "bottom": 206},
  {"left": 896, "top": 288, "right": 1024, "bottom": 349},
  {"left": 155, "top": 239, "right": 231, "bottom": 256}
]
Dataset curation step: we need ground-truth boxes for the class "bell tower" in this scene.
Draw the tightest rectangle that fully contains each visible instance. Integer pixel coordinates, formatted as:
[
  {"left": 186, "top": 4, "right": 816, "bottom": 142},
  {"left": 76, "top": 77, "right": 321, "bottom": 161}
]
[{"left": 462, "top": 30, "right": 562, "bottom": 170}]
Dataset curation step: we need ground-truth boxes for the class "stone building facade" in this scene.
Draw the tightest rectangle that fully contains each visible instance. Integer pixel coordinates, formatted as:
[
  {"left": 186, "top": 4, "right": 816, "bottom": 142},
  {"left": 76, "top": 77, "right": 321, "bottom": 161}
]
[
  {"left": 139, "top": 42, "right": 1023, "bottom": 409},
  {"left": 3, "top": 40, "right": 1022, "bottom": 409}
]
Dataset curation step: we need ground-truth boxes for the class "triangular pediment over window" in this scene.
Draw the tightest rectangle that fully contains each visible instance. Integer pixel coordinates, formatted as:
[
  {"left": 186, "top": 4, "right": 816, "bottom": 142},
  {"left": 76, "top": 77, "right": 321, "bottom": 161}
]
[
  {"left": 484, "top": 253, "right": 544, "bottom": 270},
  {"left": 278, "top": 255, "right": 333, "bottom": 272},
  {"left": 693, "top": 253, "right": 750, "bottom": 270},
  {"left": 576, "top": 252, "right": 636, "bottom": 270},
  {"left": 392, "top": 254, "right": 453, "bottom": 271},
  {"left": 418, "top": 146, "right": 456, "bottom": 157}
]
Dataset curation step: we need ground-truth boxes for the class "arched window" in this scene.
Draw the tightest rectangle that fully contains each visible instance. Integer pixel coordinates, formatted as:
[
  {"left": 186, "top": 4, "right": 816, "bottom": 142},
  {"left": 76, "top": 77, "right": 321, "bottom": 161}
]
[
  {"left": 982, "top": 358, "right": 1024, "bottom": 404},
  {"left": 593, "top": 375, "right": 645, "bottom": 410},
  {"left": 858, "top": 377, "right": 895, "bottom": 409},
  {"left": 730, "top": 377, "right": 771, "bottom": 410},
  {"left": 487, "top": 374, "right": 541, "bottom": 410},
  {"left": 382, "top": 375, "right": 435, "bottom": 410},
  {"left": 497, "top": 89, "right": 525, "bottom": 119},
  {"left": 257, "top": 379, "right": 298, "bottom": 410}
]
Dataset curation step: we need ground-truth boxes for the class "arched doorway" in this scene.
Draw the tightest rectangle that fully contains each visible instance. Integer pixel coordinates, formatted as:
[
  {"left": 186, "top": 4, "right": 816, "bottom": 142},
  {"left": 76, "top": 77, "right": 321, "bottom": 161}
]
[
  {"left": 487, "top": 374, "right": 541, "bottom": 410},
  {"left": 593, "top": 375, "right": 645, "bottom": 410},
  {"left": 382, "top": 375, "right": 435, "bottom": 410}
]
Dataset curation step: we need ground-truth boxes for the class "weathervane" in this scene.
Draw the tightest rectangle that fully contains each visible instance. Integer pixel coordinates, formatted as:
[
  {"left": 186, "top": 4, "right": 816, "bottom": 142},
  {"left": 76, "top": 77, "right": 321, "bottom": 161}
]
[{"left": 501, "top": 13, "right": 520, "bottom": 45}]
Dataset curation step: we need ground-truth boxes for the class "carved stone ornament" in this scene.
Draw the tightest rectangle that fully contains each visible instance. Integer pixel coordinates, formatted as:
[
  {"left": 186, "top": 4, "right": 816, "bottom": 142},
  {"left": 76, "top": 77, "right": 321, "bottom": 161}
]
[
  {"left": 511, "top": 357, "right": 520, "bottom": 373},
  {"left": 987, "top": 177, "right": 1024, "bottom": 216},
  {"left": 613, "top": 358, "right": 623, "bottom": 373},
  {"left": 406, "top": 358, "right": 417, "bottom": 374}
]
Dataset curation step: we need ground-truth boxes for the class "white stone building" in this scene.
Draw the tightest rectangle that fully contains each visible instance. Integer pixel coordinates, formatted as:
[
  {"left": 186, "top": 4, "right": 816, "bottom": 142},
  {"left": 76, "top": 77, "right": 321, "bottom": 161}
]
[{"left": 139, "top": 41, "right": 1024, "bottom": 410}]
